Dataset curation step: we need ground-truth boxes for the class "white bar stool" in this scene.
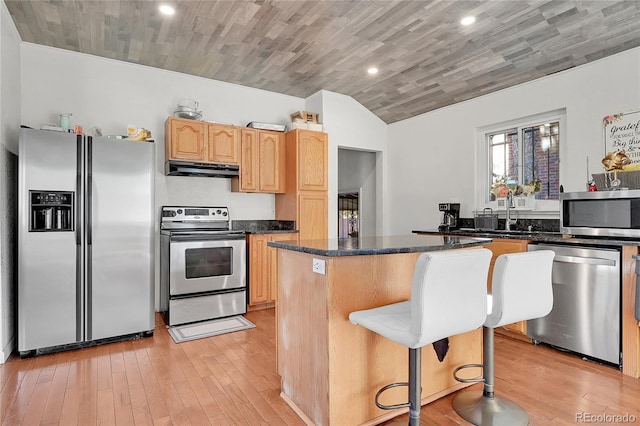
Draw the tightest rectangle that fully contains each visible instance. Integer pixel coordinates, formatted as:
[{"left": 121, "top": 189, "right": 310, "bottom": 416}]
[
  {"left": 349, "top": 248, "right": 493, "bottom": 426},
  {"left": 452, "top": 250, "right": 555, "bottom": 425}
]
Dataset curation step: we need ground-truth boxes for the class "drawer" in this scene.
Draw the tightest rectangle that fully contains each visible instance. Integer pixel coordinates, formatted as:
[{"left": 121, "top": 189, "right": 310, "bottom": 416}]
[{"left": 168, "top": 290, "right": 247, "bottom": 326}]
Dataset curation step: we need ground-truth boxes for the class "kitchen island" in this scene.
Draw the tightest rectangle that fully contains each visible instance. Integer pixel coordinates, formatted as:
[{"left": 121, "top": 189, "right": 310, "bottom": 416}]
[{"left": 268, "top": 235, "right": 491, "bottom": 426}]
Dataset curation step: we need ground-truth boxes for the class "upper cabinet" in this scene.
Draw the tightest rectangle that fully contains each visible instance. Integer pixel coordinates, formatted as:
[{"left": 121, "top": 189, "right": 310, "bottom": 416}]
[
  {"left": 231, "top": 128, "right": 285, "bottom": 193},
  {"left": 165, "top": 117, "right": 206, "bottom": 162},
  {"left": 297, "top": 130, "right": 328, "bottom": 191},
  {"left": 165, "top": 117, "right": 239, "bottom": 165},
  {"left": 236, "top": 129, "right": 259, "bottom": 191},
  {"left": 275, "top": 129, "right": 328, "bottom": 240},
  {"left": 207, "top": 123, "right": 240, "bottom": 165},
  {"left": 258, "top": 130, "right": 286, "bottom": 193}
]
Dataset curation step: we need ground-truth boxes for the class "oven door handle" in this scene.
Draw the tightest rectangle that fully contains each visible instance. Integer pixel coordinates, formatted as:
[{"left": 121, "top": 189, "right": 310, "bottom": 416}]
[{"left": 170, "top": 234, "right": 246, "bottom": 242}]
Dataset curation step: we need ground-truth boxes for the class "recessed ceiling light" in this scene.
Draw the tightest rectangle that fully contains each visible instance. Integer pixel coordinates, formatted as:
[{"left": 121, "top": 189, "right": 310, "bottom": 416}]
[
  {"left": 367, "top": 67, "right": 379, "bottom": 75},
  {"left": 159, "top": 4, "right": 175, "bottom": 16},
  {"left": 460, "top": 16, "right": 476, "bottom": 26}
]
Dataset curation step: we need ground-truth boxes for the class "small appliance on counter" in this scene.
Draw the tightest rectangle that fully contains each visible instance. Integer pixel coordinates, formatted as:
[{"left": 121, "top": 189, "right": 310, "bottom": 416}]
[{"left": 438, "top": 203, "right": 460, "bottom": 232}]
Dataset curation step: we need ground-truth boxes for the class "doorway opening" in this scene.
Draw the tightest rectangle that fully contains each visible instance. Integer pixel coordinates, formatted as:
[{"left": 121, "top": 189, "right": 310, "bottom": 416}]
[
  {"left": 338, "top": 192, "right": 359, "bottom": 238},
  {"left": 338, "top": 147, "right": 377, "bottom": 237}
]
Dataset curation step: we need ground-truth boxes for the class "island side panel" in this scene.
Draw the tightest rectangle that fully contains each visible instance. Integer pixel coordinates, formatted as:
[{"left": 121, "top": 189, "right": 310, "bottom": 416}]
[
  {"left": 277, "top": 249, "right": 330, "bottom": 425},
  {"left": 327, "top": 252, "right": 483, "bottom": 425}
]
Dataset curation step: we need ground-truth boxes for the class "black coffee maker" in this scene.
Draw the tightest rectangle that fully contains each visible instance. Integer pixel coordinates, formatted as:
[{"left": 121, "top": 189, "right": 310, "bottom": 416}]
[{"left": 438, "top": 203, "right": 460, "bottom": 232}]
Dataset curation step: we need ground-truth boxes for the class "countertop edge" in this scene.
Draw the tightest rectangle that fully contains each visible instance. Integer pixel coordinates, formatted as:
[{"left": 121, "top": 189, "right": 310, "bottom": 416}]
[
  {"left": 413, "top": 229, "right": 640, "bottom": 247},
  {"left": 268, "top": 237, "right": 492, "bottom": 257}
]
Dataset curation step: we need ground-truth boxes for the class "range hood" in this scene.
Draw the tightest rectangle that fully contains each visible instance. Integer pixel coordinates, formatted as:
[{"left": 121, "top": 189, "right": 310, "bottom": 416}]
[{"left": 165, "top": 160, "right": 239, "bottom": 178}]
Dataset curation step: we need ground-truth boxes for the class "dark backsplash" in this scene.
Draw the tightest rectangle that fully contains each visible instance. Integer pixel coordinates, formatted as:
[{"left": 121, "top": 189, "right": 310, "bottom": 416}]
[
  {"left": 232, "top": 220, "right": 296, "bottom": 232},
  {"left": 459, "top": 217, "right": 559, "bottom": 233}
]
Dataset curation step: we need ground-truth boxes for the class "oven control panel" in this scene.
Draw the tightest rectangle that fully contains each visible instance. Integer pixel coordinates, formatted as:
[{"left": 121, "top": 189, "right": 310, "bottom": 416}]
[{"left": 161, "top": 206, "right": 229, "bottom": 223}]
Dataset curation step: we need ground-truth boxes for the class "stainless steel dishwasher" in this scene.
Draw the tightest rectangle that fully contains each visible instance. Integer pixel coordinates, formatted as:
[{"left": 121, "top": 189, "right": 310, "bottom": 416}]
[{"left": 527, "top": 244, "right": 621, "bottom": 366}]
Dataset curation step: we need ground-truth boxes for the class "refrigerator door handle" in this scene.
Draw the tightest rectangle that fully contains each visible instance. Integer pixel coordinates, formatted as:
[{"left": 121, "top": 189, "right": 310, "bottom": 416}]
[
  {"left": 76, "top": 135, "right": 82, "bottom": 246},
  {"left": 86, "top": 136, "right": 93, "bottom": 340},
  {"left": 76, "top": 134, "right": 84, "bottom": 341},
  {"left": 87, "top": 137, "right": 93, "bottom": 246}
]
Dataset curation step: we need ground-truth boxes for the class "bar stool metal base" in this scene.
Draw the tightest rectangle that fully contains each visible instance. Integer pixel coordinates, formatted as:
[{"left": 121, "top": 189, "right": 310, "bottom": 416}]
[{"left": 452, "top": 392, "right": 529, "bottom": 426}]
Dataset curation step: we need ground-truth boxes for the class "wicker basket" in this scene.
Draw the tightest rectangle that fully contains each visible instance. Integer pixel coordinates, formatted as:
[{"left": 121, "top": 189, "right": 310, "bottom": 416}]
[
  {"left": 592, "top": 170, "right": 640, "bottom": 190},
  {"left": 474, "top": 208, "right": 498, "bottom": 230}
]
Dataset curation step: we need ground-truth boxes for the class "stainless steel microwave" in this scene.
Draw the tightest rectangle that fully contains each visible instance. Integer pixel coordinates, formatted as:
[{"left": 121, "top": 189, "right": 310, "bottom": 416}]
[{"left": 561, "top": 189, "right": 640, "bottom": 237}]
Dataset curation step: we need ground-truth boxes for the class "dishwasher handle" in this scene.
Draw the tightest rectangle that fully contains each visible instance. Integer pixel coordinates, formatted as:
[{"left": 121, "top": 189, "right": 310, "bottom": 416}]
[{"left": 553, "top": 254, "right": 617, "bottom": 267}]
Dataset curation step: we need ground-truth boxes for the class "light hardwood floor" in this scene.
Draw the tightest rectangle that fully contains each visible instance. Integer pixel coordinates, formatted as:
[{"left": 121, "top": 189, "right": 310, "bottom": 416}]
[{"left": 1, "top": 309, "right": 639, "bottom": 425}]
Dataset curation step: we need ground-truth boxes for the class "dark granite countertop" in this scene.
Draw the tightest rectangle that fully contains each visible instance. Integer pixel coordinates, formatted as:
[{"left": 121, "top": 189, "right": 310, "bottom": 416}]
[
  {"left": 232, "top": 220, "right": 297, "bottom": 234},
  {"left": 267, "top": 235, "right": 491, "bottom": 257},
  {"left": 413, "top": 229, "right": 640, "bottom": 248}
]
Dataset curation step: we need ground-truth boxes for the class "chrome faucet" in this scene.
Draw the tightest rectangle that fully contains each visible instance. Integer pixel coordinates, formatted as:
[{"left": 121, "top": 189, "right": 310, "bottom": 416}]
[{"left": 505, "top": 190, "right": 517, "bottom": 231}]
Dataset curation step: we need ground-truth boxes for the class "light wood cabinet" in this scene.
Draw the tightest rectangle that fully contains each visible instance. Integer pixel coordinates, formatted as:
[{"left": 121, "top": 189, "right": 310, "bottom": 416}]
[
  {"left": 297, "top": 130, "right": 328, "bottom": 191},
  {"left": 249, "top": 234, "right": 270, "bottom": 306},
  {"left": 165, "top": 117, "right": 206, "bottom": 162},
  {"left": 259, "top": 130, "right": 286, "bottom": 192},
  {"left": 297, "top": 192, "right": 328, "bottom": 241},
  {"left": 248, "top": 232, "right": 298, "bottom": 309},
  {"left": 165, "top": 117, "right": 239, "bottom": 165},
  {"left": 207, "top": 123, "right": 240, "bottom": 165},
  {"left": 237, "top": 129, "right": 259, "bottom": 191},
  {"left": 275, "top": 129, "right": 328, "bottom": 240},
  {"left": 269, "top": 233, "right": 298, "bottom": 301},
  {"left": 232, "top": 128, "right": 285, "bottom": 193}
]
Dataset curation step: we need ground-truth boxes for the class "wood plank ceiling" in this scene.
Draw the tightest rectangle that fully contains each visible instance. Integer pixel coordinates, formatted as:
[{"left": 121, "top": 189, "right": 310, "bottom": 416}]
[{"left": 6, "top": 0, "right": 640, "bottom": 123}]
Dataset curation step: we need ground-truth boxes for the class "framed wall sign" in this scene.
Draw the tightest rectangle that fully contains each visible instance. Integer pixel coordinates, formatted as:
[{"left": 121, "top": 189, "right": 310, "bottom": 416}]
[{"left": 603, "top": 110, "right": 640, "bottom": 165}]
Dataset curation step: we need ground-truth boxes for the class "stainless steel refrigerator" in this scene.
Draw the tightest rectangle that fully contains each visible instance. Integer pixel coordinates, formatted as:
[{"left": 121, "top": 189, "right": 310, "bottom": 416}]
[{"left": 18, "top": 127, "right": 155, "bottom": 355}]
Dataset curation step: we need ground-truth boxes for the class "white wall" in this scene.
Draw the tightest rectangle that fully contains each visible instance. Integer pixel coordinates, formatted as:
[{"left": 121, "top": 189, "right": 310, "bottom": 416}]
[
  {"left": 0, "top": 0, "right": 21, "bottom": 362},
  {"left": 308, "top": 90, "right": 388, "bottom": 236},
  {"left": 20, "top": 43, "right": 306, "bottom": 220},
  {"left": 20, "top": 43, "right": 306, "bottom": 309},
  {"left": 387, "top": 48, "right": 640, "bottom": 235}
]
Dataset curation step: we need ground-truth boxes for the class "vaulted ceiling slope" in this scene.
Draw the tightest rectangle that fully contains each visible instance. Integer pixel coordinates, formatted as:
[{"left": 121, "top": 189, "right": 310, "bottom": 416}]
[{"left": 6, "top": 0, "right": 640, "bottom": 123}]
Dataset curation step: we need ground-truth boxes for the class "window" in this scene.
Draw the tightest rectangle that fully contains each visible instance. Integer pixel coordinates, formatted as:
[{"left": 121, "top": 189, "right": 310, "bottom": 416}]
[{"left": 487, "top": 121, "right": 560, "bottom": 201}]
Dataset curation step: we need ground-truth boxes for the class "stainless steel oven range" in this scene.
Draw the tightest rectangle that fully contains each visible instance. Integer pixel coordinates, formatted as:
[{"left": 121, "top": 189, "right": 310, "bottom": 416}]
[{"left": 160, "top": 206, "right": 246, "bottom": 326}]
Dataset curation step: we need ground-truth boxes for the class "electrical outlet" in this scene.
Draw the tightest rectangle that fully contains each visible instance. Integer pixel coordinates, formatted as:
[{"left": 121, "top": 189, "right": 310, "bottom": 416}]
[{"left": 312, "top": 258, "right": 326, "bottom": 275}]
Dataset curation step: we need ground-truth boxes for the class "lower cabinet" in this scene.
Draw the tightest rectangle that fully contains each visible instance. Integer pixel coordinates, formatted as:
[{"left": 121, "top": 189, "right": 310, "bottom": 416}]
[
  {"left": 247, "top": 232, "right": 298, "bottom": 309},
  {"left": 297, "top": 192, "right": 328, "bottom": 240},
  {"left": 485, "top": 239, "right": 530, "bottom": 337}
]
